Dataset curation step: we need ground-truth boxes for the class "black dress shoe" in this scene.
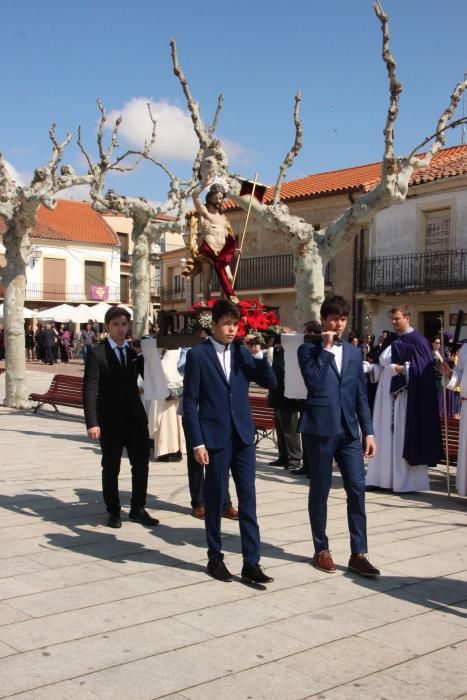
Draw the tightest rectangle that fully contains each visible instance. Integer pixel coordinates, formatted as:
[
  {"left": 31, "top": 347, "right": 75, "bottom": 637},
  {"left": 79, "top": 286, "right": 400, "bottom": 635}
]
[
  {"left": 348, "top": 554, "right": 380, "bottom": 577},
  {"left": 268, "top": 458, "right": 288, "bottom": 466},
  {"left": 241, "top": 563, "right": 274, "bottom": 584},
  {"left": 290, "top": 465, "right": 308, "bottom": 476},
  {"left": 107, "top": 513, "right": 122, "bottom": 528},
  {"left": 128, "top": 507, "right": 160, "bottom": 526},
  {"left": 207, "top": 559, "right": 233, "bottom": 582}
]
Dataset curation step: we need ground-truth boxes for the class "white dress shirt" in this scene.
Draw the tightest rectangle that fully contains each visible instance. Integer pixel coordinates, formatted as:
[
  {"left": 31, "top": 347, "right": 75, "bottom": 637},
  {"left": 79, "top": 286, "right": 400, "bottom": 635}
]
[
  {"left": 193, "top": 337, "right": 263, "bottom": 450},
  {"left": 209, "top": 336, "right": 232, "bottom": 381},
  {"left": 209, "top": 336, "right": 263, "bottom": 381},
  {"left": 107, "top": 336, "right": 129, "bottom": 365},
  {"left": 323, "top": 343, "right": 343, "bottom": 374}
]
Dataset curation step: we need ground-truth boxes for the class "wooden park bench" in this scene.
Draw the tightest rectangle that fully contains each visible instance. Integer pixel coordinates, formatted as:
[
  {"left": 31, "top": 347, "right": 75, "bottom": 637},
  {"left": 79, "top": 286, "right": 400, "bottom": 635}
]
[
  {"left": 249, "top": 394, "right": 276, "bottom": 446},
  {"left": 440, "top": 416, "right": 460, "bottom": 466},
  {"left": 29, "top": 374, "right": 84, "bottom": 413}
]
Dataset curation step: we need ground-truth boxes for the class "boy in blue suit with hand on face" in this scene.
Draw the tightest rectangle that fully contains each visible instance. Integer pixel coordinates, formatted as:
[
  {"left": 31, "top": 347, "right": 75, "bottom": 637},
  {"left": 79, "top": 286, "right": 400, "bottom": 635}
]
[{"left": 298, "top": 295, "right": 380, "bottom": 577}]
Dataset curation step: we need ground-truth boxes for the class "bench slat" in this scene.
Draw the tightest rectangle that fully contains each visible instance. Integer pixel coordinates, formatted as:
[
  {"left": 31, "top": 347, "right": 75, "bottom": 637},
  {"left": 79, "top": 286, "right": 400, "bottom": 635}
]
[{"left": 29, "top": 374, "right": 84, "bottom": 413}]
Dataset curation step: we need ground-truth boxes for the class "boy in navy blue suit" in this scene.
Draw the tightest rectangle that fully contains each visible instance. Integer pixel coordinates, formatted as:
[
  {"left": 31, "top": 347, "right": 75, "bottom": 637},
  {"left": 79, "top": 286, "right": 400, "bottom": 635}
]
[
  {"left": 183, "top": 299, "right": 277, "bottom": 583},
  {"left": 298, "top": 296, "right": 380, "bottom": 577}
]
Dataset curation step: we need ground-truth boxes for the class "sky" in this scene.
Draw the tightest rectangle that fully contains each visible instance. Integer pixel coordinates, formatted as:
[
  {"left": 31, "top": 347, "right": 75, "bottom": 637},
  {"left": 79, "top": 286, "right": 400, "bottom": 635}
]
[{"left": 1, "top": 0, "right": 467, "bottom": 205}]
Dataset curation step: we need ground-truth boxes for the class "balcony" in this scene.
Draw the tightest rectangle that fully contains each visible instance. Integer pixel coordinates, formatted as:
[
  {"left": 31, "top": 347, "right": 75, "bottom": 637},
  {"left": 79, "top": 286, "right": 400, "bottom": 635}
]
[
  {"left": 160, "top": 285, "right": 187, "bottom": 303},
  {"left": 212, "top": 254, "right": 331, "bottom": 291},
  {"left": 120, "top": 251, "right": 131, "bottom": 264},
  {"left": 24, "top": 283, "right": 121, "bottom": 303},
  {"left": 356, "top": 250, "right": 467, "bottom": 294}
]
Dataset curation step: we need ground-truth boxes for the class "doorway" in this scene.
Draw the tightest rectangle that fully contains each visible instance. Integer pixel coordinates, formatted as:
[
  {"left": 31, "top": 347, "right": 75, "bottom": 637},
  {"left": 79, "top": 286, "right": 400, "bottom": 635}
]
[{"left": 421, "top": 310, "right": 443, "bottom": 341}]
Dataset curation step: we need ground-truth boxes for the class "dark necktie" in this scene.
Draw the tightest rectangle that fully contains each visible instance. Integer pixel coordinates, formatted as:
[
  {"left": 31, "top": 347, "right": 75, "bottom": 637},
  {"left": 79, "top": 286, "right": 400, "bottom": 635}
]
[
  {"left": 223, "top": 346, "right": 228, "bottom": 378},
  {"left": 117, "top": 346, "right": 126, "bottom": 368}
]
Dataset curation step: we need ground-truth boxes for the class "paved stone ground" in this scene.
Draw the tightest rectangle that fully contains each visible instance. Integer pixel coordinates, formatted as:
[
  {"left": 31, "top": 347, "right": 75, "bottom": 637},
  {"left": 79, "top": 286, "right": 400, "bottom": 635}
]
[{"left": 0, "top": 367, "right": 466, "bottom": 699}]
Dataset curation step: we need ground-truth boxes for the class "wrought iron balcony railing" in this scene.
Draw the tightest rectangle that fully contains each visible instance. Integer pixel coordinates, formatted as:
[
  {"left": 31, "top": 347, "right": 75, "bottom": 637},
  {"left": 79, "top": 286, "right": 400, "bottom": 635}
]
[
  {"left": 356, "top": 250, "right": 467, "bottom": 294},
  {"left": 160, "top": 285, "right": 187, "bottom": 302},
  {"left": 211, "top": 254, "right": 331, "bottom": 292},
  {"left": 24, "top": 283, "right": 121, "bottom": 303}
]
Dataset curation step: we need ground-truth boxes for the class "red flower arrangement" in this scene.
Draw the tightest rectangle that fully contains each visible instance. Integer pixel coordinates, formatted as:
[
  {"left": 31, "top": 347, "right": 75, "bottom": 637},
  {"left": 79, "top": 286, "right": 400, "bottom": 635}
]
[{"left": 191, "top": 297, "right": 280, "bottom": 343}]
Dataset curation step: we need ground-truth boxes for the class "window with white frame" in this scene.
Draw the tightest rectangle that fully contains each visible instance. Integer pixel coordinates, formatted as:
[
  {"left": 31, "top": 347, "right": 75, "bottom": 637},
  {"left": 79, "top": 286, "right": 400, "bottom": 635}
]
[{"left": 424, "top": 208, "right": 451, "bottom": 252}]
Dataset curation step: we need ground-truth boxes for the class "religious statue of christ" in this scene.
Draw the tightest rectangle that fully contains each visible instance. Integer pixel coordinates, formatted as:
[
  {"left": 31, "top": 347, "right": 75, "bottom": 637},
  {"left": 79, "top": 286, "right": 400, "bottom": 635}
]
[{"left": 182, "top": 181, "right": 239, "bottom": 303}]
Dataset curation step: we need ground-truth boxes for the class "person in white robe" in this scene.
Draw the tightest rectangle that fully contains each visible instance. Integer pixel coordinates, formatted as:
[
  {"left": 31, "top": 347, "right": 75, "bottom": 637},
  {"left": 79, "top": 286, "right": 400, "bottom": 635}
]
[
  {"left": 366, "top": 307, "right": 432, "bottom": 493},
  {"left": 443, "top": 344, "right": 467, "bottom": 497}
]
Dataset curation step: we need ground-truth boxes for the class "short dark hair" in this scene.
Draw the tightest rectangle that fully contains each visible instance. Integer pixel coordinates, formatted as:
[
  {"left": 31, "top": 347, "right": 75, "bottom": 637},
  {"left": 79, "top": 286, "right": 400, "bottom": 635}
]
[
  {"left": 303, "top": 320, "right": 322, "bottom": 334},
  {"left": 104, "top": 306, "right": 131, "bottom": 324},
  {"left": 320, "top": 295, "right": 350, "bottom": 319},
  {"left": 211, "top": 299, "right": 241, "bottom": 323},
  {"left": 390, "top": 304, "right": 411, "bottom": 317}
]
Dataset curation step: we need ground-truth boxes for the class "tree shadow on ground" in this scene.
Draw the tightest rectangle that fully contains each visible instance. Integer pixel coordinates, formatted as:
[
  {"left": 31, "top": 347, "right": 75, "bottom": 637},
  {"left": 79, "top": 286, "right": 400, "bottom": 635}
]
[
  {"left": 0, "top": 427, "right": 98, "bottom": 449},
  {"left": 9, "top": 407, "right": 85, "bottom": 422},
  {"left": 340, "top": 569, "right": 467, "bottom": 622},
  {"left": 365, "top": 485, "right": 467, "bottom": 515}
]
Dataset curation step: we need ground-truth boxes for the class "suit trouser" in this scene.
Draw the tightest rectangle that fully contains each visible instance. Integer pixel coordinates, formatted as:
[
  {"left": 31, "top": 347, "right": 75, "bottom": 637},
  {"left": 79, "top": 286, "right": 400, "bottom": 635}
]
[
  {"left": 274, "top": 407, "right": 302, "bottom": 466},
  {"left": 182, "top": 416, "right": 232, "bottom": 509},
  {"left": 44, "top": 347, "right": 55, "bottom": 364},
  {"left": 99, "top": 418, "right": 150, "bottom": 514},
  {"left": 303, "top": 431, "right": 367, "bottom": 554},
  {"left": 204, "top": 432, "right": 260, "bottom": 566}
]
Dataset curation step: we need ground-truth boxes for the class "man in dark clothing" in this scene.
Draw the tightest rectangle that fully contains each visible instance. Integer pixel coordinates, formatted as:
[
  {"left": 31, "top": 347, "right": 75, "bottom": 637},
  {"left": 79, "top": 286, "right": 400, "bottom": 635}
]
[
  {"left": 41, "top": 323, "right": 56, "bottom": 365},
  {"left": 83, "top": 306, "right": 158, "bottom": 529},
  {"left": 267, "top": 335, "right": 303, "bottom": 469}
]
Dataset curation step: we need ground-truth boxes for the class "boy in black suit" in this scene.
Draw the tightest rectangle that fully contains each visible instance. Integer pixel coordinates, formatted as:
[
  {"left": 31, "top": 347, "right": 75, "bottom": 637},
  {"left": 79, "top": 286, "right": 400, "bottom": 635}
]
[{"left": 83, "top": 306, "right": 158, "bottom": 528}]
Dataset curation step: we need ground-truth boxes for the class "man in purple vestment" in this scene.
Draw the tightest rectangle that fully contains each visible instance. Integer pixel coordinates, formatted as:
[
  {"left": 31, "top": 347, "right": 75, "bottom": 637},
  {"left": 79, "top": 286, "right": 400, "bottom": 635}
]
[
  {"left": 367, "top": 305, "right": 442, "bottom": 492},
  {"left": 390, "top": 326, "right": 442, "bottom": 466}
]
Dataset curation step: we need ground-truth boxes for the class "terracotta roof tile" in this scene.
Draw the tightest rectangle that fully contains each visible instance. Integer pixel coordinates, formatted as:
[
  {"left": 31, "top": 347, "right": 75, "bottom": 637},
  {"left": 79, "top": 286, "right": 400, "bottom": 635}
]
[
  {"left": 0, "top": 200, "right": 119, "bottom": 245},
  {"left": 222, "top": 144, "right": 467, "bottom": 210},
  {"left": 103, "top": 211, "right": 176, "bottom": 222}
]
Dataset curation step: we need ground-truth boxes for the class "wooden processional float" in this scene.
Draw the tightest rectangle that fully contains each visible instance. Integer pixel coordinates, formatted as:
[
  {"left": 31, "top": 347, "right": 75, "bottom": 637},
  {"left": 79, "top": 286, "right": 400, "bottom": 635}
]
[{"left": 156, "top": 177, "right": 269, "bottom": 350}]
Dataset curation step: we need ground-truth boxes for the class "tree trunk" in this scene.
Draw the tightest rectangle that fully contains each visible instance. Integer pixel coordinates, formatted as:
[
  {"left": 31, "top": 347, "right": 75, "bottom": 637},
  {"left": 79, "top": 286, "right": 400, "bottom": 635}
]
[
  {"left": 131, "top": 220, "right": 150, "bottom": 339},
  {"left": 2, "top": 221, "right": 31, "bottom": 408},
  {"left": 293, "top": 238, "right": 327, "bottom": 325}
]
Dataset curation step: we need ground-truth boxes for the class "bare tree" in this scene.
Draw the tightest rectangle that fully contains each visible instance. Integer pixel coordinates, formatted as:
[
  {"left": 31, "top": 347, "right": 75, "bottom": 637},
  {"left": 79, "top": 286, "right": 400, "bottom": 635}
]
[
  {"left": 0, "top": 103, "right": 151, "bottom": 408},
  {"left": 82, "top": 91, "right": 212, "bottom": 339},
  {"left": 175, "top": 2, "right": 467, "bottom": 326},
  {"left": 83, "top": 41, "right": 227, "bottom": 339}
]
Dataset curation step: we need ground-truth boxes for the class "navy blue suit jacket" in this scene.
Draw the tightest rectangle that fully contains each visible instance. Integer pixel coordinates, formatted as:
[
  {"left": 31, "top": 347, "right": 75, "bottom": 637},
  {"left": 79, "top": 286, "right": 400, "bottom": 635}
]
[
  {"left": 297, "top": 341, "right": 373, "bottom": 439},
  {"left": 183, "top": 339, "right": 277, "bottom": 449}
]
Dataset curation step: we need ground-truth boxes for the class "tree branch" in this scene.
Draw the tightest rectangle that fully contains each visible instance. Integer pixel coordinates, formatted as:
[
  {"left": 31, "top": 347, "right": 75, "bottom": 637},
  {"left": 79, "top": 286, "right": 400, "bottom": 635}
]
[
  {"left": 77, "top": 126, "right": 94, "bottom": 173},
  {"left": 108, "top": 102, "right": 157, "bottom": 171},
  {"left": 405, "top": 79, "right": 467, "bottom": 167},
  {"left": 0, "top": 154, "right": 17, "bottom": 220},
  {"left": 272, "top": 91, "right": 303, "bottom": 205},
  {"left": 170, "top": 39, "right": 207, "bottom": 149},
  {"left": 374, "top": 0, "right": 402, "bottom": 182},
  {"left": 47, "top": 124, "right": 73, "bottom": 175},
  {"left": 208, "top": 94, "right": 224, "bottom": 137}
]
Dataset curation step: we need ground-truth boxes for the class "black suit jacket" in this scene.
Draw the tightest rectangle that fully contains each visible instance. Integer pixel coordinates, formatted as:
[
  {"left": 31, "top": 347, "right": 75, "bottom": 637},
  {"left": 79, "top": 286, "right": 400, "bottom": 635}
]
[{"left": 83, "top": 339, "right": 147, "bottom": 431}]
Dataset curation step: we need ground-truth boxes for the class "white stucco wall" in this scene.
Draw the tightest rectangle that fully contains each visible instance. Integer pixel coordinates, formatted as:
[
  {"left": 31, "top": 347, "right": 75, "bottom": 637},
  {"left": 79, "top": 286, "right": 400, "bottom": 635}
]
[
  {"left": 26, "top": 241, "right": 120, "bottom": 300},
  {"left": 369, "top": 181, "right": 467, "bottom": 257}
]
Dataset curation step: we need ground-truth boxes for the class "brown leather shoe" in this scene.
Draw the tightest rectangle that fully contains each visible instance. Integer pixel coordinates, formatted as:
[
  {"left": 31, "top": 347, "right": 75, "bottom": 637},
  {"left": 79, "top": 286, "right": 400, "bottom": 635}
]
[
  {"left": 191, "top": 506, "right": 205, "bottom": 519},
  {"left": 222, "top": 506, "right": 239, "bottom": 520},
  {"left": 312, "top": 550, "right": 336, "bottom": 573},
  {"left": 348, "top": 554, "right": 380, "bottom": 577}
]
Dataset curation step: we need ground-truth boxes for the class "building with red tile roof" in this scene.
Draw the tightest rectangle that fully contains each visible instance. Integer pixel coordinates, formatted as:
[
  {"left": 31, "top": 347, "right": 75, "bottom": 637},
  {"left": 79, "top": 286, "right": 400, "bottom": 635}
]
[
  {"left": 186, "top": 145, "right": 467, "bottom": 334},
  {"left": 222, "top": 145, "right": 467, "bottom": 211},
  {"left": 0, "top": 200, "right": 119, "bottom": 245}
]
